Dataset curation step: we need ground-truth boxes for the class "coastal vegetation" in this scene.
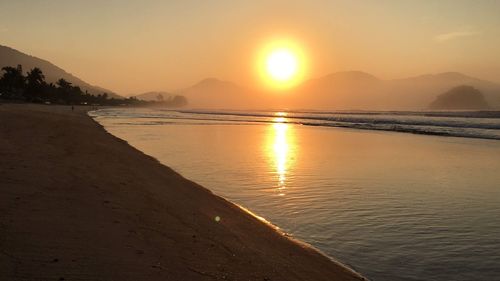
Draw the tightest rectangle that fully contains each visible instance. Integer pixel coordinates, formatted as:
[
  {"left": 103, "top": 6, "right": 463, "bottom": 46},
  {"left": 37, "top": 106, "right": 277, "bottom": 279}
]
[{"left": 0, "top": 64, "right": 187, "bottom": 107}]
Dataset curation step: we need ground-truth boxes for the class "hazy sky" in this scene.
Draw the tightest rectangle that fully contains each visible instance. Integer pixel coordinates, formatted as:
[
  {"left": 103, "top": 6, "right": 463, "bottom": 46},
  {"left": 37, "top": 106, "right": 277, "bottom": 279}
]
[{"left": 1, "top": 0, "right": 500, "bottom": 95}]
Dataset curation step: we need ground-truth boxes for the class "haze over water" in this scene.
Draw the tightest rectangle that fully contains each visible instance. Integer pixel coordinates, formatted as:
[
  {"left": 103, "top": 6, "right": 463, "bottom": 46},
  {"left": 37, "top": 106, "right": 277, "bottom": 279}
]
[{"left": 93, "top": 108, "right": 500, "bottom": 281}]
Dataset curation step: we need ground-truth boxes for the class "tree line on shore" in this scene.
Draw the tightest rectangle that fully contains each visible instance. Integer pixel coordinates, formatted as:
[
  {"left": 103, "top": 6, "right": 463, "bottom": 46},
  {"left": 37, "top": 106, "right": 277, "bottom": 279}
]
[{"left": 0, "top": 65, "right": 187, "bottom": 107}]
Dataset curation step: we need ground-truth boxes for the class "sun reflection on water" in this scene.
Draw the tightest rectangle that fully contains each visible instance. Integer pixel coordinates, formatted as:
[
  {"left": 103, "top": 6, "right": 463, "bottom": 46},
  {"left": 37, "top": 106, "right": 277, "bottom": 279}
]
[{"left": 267, "top": 115, "right": 296, "bottom": 196}]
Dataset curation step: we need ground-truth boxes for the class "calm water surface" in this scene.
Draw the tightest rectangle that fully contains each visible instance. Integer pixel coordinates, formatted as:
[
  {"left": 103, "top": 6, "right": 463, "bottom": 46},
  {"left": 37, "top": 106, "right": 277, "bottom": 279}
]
[{"left": 92, "top": 108, "right": 500, "bottom": 281}]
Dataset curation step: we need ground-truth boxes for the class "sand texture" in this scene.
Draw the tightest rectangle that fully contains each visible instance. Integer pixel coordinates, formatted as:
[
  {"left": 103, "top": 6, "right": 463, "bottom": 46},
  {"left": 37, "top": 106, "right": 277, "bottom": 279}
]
[{"left": 0, "top": 104, "right": 365, "bottom": 281}]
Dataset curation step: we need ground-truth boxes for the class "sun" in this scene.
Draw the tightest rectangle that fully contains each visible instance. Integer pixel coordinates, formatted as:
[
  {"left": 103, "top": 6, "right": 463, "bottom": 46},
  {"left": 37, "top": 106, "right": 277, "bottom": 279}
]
[
  {"left": 266, "top": 49, "right": 298, "bottom": 82},
  {"left": 256, "top": 38, "right": 307, "bottom": 90}
]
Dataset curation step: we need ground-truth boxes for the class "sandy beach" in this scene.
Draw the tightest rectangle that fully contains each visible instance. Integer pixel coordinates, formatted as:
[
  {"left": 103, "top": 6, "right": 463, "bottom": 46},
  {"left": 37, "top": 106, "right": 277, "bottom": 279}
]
[{"left": 0, "top": 103, "right": 365, "bottom": 281}]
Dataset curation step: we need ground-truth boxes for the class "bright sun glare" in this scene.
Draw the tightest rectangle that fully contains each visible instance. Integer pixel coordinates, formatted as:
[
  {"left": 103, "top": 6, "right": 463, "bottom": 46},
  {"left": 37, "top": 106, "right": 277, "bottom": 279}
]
[
  {"left": 266, "top": 49, "right": 298, "bottom": 82},
  {"left": 257, "top": 39, "right": 306, "bottom": 90}
]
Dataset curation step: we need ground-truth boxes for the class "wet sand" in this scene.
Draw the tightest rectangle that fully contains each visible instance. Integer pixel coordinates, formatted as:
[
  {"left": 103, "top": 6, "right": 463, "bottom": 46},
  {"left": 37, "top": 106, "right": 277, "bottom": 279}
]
[{"left": 0, "top": 103, "right": 365, "bottom": 281}]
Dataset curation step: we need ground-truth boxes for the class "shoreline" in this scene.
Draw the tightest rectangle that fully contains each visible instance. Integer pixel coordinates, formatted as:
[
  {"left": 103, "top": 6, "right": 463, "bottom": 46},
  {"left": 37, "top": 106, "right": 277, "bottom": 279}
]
[{"left": 0, "top": 103, "right": 366, "bottom": 280}]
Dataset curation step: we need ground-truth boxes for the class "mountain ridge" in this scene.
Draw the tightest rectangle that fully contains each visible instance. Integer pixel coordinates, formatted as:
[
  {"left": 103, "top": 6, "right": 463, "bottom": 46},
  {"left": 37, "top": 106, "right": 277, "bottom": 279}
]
[
  {"left": 179, "top": 71, "right": 500, "bottom": 110},
  {"left": 0, "top": 45, "right": 120, "bottom": 98},
  {"left": 3, "top": 44, "right": 499, "bottom": 109}
]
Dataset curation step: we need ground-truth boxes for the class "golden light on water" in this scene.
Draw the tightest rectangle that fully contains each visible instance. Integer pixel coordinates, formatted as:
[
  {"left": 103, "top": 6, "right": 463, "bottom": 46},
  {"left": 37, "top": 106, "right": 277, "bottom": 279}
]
[
  {"left": 274, "top": 117, "right": 286, "bottom": 123},
  {"left": 274, "top": 122, "right": 288, "bottom": 187},
  {"left": 266, "top": 115, "right": 296, "bottom": 196}
]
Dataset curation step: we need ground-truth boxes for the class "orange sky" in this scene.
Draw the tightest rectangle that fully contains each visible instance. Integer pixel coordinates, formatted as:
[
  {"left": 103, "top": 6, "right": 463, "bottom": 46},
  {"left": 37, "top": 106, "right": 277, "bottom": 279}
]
[{"left": 1, "top": 0, "right": 500, "bottom": 95}]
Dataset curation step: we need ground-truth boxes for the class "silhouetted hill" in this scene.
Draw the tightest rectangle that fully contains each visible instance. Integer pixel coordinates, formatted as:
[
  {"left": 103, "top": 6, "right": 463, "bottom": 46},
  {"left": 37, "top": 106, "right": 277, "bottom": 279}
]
[
  {"left": 187, "top": 78, "right": 241, "bottom": 93},
  {"left": 405, "top": 72, "right": 476, "bottom": 83},
  {"left": 306, "top": 71, "right": 380, "bottom": 85},
  {"left": 388, "top": 72, "right": 500, "bottom": 109},
  {"left": 429, "top": 85, "right": 490, "bottom": 110},
  {"left": 0, "top": 45, "right": 120, "bottom": 98},
  {"left": 298, "top": 71, "right": 380, "bottom": 92},
  {"left": 178, "top": 72, "right": 500, "bottom": 110},
  {"left": 393, "top": 72, "right": 495, "bottom": 88},
  {"left": 180, "top": 78, "right": 252, "bottom": 108},
  {"left": 286, "top": 71, "right": 384, "bottom": 109},
  {"left": 289, "top": 71, "right": 500, "bottom": 110}
]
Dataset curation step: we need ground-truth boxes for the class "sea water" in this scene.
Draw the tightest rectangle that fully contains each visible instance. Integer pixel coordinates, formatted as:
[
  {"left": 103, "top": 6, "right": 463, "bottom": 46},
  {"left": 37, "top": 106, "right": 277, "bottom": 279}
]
[{"left": 91, "top": 108, "right": 500, "bottom": 281}]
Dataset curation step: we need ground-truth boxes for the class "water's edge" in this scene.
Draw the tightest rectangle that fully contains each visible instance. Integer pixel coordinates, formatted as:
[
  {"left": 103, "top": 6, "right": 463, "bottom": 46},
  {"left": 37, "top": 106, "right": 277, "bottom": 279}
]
[{"left": 88, "top": 110, "right": 370, "bottom": 280}]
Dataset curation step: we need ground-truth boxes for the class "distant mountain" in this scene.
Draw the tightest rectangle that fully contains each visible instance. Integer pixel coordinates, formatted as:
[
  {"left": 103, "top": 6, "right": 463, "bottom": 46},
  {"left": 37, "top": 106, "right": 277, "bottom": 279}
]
[
  {"left": 179, "top": 78, "right": 254, "bottom": 109},
  {"left": 134, "top": 91, "right": 172, "bottom": 101},
  {"left": 302, "top": 71, "right": 380, "bottom": 87},
  {"left": 177, "top": 72, "right": 500, "bottom": 110},
  {"left": 388, "top": 72, "right": 500, "bottom": 109},
  {"left": 429, "top": 85, "right": 490, "bottom": 110},
  {"left": 287, "top": 71, "right": 383, "bottom": 109},
  {"left": 2, "top": 44, "right": 499, "bottom": 110},
  {"left": 0, "top": 45, "right": 120, "bottom": 98},
  {"left": 187, "top": 78, "right": 240, "bottom": 92},
  {"left": 288, "top": 71, "right": 500, "bottom": 110},
  {"left": 400, "top": 72, "right": 477, "bottom": 83}
]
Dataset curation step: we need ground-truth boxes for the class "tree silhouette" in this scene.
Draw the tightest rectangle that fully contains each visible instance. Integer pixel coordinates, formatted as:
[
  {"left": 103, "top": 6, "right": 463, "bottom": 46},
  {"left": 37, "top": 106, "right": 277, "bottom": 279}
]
[
  {"left": 27, "top": 67, "right": 45, "bottom": 86},
  {"left": 56, "top": 78, "right": 72, "bottom": 89},
  {"left": 55, "top": 78, "right": 74, "bottom": 103},
  {"left": 0, "top": 65, "right": 25, "bottom": 99},
  {"left": 0, "top": 64, "right": 188, "bottom": 107},
  {"left": 25, "top": 67, "right": 46, "bottom": 101}
]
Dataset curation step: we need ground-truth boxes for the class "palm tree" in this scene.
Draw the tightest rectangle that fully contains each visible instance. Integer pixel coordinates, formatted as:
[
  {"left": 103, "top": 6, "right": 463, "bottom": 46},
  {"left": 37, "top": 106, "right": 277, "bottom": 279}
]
[
  {"left": 26, "top": 67, "right": 45, "bottom": 86},
  {"left": 0, "top": 65, "right": 25, "bottom": 98},
  {"left": 56, "top": 78, "right": 73, "bottom": 103},
  {"left": 25, "top": 67, "right": 46, "bottom": 100}
]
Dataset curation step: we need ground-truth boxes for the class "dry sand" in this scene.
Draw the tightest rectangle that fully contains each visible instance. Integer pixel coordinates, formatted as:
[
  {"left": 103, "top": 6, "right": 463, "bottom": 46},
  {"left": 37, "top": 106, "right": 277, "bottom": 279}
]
[{"left": 0, "top": 103, "right": 366, "bottom": 281}]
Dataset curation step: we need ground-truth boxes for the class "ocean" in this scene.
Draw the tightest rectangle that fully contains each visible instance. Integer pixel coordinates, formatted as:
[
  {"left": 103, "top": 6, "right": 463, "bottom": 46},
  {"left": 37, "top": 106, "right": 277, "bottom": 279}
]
[{"left": 91, "top": 108, "right": 500, "bottom": 281}]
